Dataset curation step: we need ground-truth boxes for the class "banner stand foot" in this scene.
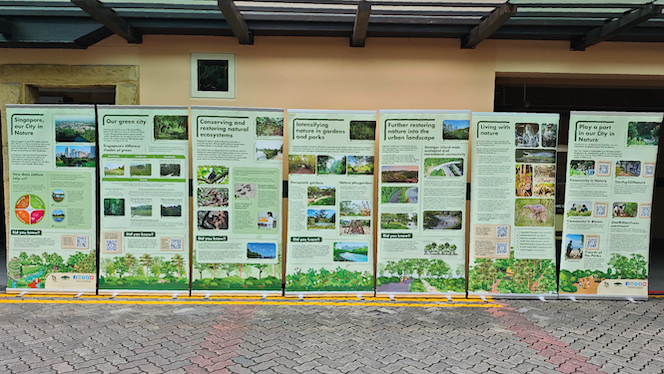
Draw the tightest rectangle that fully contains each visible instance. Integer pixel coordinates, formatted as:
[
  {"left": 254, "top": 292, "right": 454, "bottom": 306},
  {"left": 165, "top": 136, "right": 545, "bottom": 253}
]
[
  {"left": 446, "top": 294, "right": 452, "bottom": 302},
  {"left": 261, "top": 294, "right": 268, "bottom": 300},
  {"left": 298, "top": 294, "right": 303, "bottom": 301},
  {"left": 18, "top": 292, "right": 27, "bottom": 297},
  {"left": 388, "top": 294, "right": 395, "bottom": 301},
  {"left": 627, "top": 297, "right": 636, "bottom": 303},
  {"left": 172, "top": 293, "right": 178, "bottom": 299},
  {"left": 570, "top": 296, "right": 577, "bottom": 302},
  {"left": 74, "top": 292, "right": 83, "bottom": 298},
  {"left": 110, "top": 292, "right": 118, "bottom": 299},
  {"left": 357, "top": 294, "right": 364, "bottom": 300},
  {"left": 480, "top": 295, "right": 487, "bottom": 302},
  {"left": 538, "top": 296, "right": 547, "bottom": 302},
  {"left": 204, "top": 293, "right": 211, "bottom": 300}
]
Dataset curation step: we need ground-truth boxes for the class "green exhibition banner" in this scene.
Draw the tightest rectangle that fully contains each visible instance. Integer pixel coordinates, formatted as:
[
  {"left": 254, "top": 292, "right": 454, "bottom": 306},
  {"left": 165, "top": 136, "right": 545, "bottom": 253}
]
[
  {"left": 97, "top": 106, "right": 190, "bottom": 292},
  {"left": 559, "top": 111, "right": 663, "bottom": 300},
  {"left": 285, "top": 109, "right": 376, "bottom": 295},
  {"left": 191, "top": 106, "right": 283, "bottom": 294},
  {"left": 376, "top": 110, "right": 469, "bottom": 296},
  {"left": 469, "top": 112, "right": 559, "bottom": 298},
  {"left": 6, "top": 105, "right": 97, "bottom": 292}
]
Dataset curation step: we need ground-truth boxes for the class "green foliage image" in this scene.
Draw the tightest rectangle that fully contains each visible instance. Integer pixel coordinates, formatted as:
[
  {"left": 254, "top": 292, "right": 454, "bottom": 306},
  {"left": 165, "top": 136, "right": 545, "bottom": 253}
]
[
  {"left": 424, "top": 158, "right": 463, "bottom": 177},
  {"left": 380, "top": 213, "right": 417, "bottom": 230},
  {"left": 307, "top": 186, "right": 335, "bottom": 206},
  {"left": 154, "top": 115, "right": 188, "bottom": 140},
  {"left": 627, "top": 122, "right": 659, "bottom": 146},
  {"left": 569, "top": 160, "right": 595, "bottom": 176},
  {"left": 559, "top": 253, "right": 648, "bottom": 294},
  {"left": 192, "top": 250, "right": 282, "bottom": 291},
  {"left": 349, "top": 121, "right": 376, "bottom": 140},
  {"left": 381, "top": 187, "right": 417, "bottom": 204},
  {"left": 160, "top": 163, "right": 181, "bottom": 177},
  {"left": 131, "top": 204, "right": 152, "bottom": 217},
  {"left": 288, "top": 155, "right": 316, "bottom": 174},
  {"left": 8, "top": 251, "right": 96, "bottom": 289},
  {"left": 376, "top": 259, "right": 465, "bottom": 293},
  {"left": 423, "top": 242, "right": 458, "bottom": 256},
  {"left": 197, "top": 59, "right": 229, "bottom": 92},
  {"left": 130, "top": 163, "right": 152, "bottom": 176},
  {"left": 104, "top": 163, "right": 124, "bottom": 176},
  {"left": 256, "top": 117, "right": 283, "bottom": 137},
  {"left": 442, "top": 120, "right": 469, "bottom": 140},
  {"left": 198, "top": 165, "right": 229, "bottom": 184},
  {"left": 103, "top": 198, "right": 125, "bottom": 216},
  {"left": 100, "top": 253, "right": 188, "bottom": 290},
  {"left": 55, "top": 115, "right": 96, "bottom": 143},
  {"left": 287, "top": 267, "right": 374, "bottom": 291},
  {"left": 468, "top": 252, "right": 557, "bottom": 294},
  {"left": 347, "top": 156, "right": 374, "bottom": 175},
  {"left": 317, "top": 155, "right": 346, "bottom": 175}
]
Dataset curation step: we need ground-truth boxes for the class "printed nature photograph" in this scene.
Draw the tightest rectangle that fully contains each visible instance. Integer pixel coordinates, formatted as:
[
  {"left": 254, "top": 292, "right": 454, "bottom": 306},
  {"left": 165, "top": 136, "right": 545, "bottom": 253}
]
[
  {"left": 569, "top": 160, "right": 595, "bottom": 176},
  {"left": 235, "top": 183, "right": 257, "bottom": 199},
  {"left": 247, "top": 242, "right": 277, "bottom": 260},
  {"left": 160, "top": 163, "right": 181, "bottom": 177},
  {"left": 423, "top": 211, "right": 462, "bottom": 230},
  {"left": 442, "top": 119, "right": 470, "bottom": 140},
  {"left": 515, "top": 198, "right": 554, "bottom": 227},
  {"left": 424, "top": 242, "right": 459, "bottom": 256},
  {"left": 381, "top": 166, "right": 418, "bottom": 183},
  {"left": 256, "top": 140, "right": 284, "bottom": 161},
  {"left": 55, "top": 145, "right": 95, "bottom": 167},
  {"left": 424, "top": 158, "right": 463, "bottom": 177},
  {"left": 55, "top": 114, "right": 96, "bottom": 143},
  {"left": 380, "top": 213, "right": 417, "bottom": 230},
  {"left": 340, "top": 219, "right": 371, "bottom": 235},
  {"left": 197, "top": 187, "right": 229, "bottom": 207},
  {"left": 161, "top": 204, "right": 182, "bottom": 217},
  {"left": 198, "top": 165, "right": 229, "bottom": 184},
  {"left": 534, "top": 165, "right": 556, "bottom": 180},
  {"left": 516, "top": 164, "right": 533, "bottom": 197},
  {"left": 307, "top": 209, "right": 336, "bottom": 230},
  {"left": 612, "top": 202, "right": 638, "bottom": 218},
  {"left": 533, "top": 182, "right": 554, "bottom": 198},
  {"left": 515, "top": 123, "right": 540, "bottom": 147},
  {"left": 541, "top": 124, "right": 558, "bottom": 147},
  {"left": 317, "top": 155, "right": 346, "bottom": 175},
  {"left": 347, "top": 156, "right": 374, "bottom": 175},
  {"left": 615, "top": 160, "right": 641, "bottom": 177},
  {"left": 381, "top": 186, "right": 418, "bottom": 204},
  {"left": 515, "top": 149, "right": 556, "bottom": 164},
  {"left": 130, "top": 163, "right": 152, "bottom": 177},
  {"left": 627, "top": 122, "right": 659, "bottom": 147},
  {"left": 307, "top": 186, "right": 335, "bottom": 206},
  {"left": 333, "top": 242, "right": 368, "bottom": 262},
  {"left": 340, "top": 200, "right": 371, "bottom": 217},
  {"left": 104, "top": 162, "right": 124, "bottom": 176},
  {"left": 52, "top": 209, "right": 65, "bottom": 223},
  {"left": 131, "top": 204, "right": 152, "bottom": 217},
  {"left": 103, "top": 198, "right": 125, "bottom": 216},
  {"left": 349, "top": 120, "right": 376, "bottom": 140},
  {"left": 256, "top": 116, "right": 284, "bottom": 137},
  {"left": 154, "top": 115, "right": 188, "bottom": 140},
  {"left": 258, "top": 212, "right": 277, "bottom": 229},
  {"left": 198, "top": 210, "right": 228, "bottom": 230},
  {"left": 564, "top": 234, "right": 584, "bottom": 260},
  {"left": 52, "top": 189, "right": 65, "bottom": 202},
  {"left": 567, "top": 201, "right": 592, "bottom": 217},
  {"left": 288, "top": 155, "right": 316, "bottom": 175}
]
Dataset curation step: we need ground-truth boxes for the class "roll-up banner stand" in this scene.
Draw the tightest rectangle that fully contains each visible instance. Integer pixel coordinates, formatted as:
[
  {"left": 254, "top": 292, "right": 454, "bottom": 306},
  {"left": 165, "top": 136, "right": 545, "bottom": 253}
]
[
  {"left": 190, "top": 106, "right": 284, "bottom": 296},
  {"left": 97, "top": 106, "right": 190, "bottom": 296},
  {"left": 285, "top": 110, "right": 376, "bottom": 297},
  {"left": 469, "top": 112, "right": 559, "bottom": 299},
  {"left": 6, "top": 105, "right": 98, "bottom": 294},
  {"left": 559, "top": 111, "right": 663, "bottom": 301},
  {"left": 376, "top": 110, "right": 470, "bottom": 298}
]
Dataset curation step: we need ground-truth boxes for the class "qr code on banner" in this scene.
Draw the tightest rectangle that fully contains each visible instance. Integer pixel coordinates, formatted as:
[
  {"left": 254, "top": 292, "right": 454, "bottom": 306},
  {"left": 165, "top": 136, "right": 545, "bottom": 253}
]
[
  {"left": 644, "top": 165, "right": 655, "bottom": 177},
  {"left": 105, "top": 239, "right": 119, "bottom": 252},
  {"left": 496, "top": 226, "right": 508, "bottom": 238},
  {"left": 496, "top": 242, "right": 509, "bottom": 255},
  {"left": 586, "top": 238, "right": 599, "bottom": 249},
  {"left": 170, "top": 238, "right": 183, "bottom": 250},
  {"left": 598, "top": 164, "right": 610, "bottom": 175},
  {"left": 641, "top": 205, "right": 652, "bottom": 218},
  {"left": 75, "top": 236, "right": 88, "bottom": 248},
  {"left": 595, "top": 205, "right": 606, "bottom": 217}
]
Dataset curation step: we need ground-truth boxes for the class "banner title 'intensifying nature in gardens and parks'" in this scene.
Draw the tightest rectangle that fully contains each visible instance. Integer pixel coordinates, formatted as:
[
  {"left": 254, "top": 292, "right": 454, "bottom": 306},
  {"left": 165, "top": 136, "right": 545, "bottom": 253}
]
[
  {"left": 191, "top": 106, "right": 283, "bottom": 293},
  {"left": 98, "top": 106, "right": 190, "bottom": 292},
  {"left": 376, "top": 110, "right": 469, "bottom": 296},
  {"left": 286, "top": 110, "right": 377, "bottom": 294},
  {"left": 7, "top": 105, "right": 97, "bottom": 291},
  {"left": 559, "top": 112, "right": 663, "bottom": 299},
  {"left": 469, "top": 113, "right": 560, "bottom": 298},
  {"left": 4, "top": 104, "right": 662, "bottom": 300}
]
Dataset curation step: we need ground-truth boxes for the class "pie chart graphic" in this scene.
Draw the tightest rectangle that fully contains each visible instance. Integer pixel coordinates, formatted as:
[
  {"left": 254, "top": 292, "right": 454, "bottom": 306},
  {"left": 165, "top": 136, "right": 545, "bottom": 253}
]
[{"left": 15, "top": 194, "right": 46, "bottom": 225}]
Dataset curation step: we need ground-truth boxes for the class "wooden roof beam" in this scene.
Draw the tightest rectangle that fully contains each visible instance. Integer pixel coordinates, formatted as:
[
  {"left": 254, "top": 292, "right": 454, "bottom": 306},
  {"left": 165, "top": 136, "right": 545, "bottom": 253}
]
[
  {"left": 571, "top": 3, "right": 663, "bottom": 51},
  {"left": 461, "top": 3, "right": 517, "bottom": 49},
  {"left": 218, "top": 0, "right": 253, "bottom": 45},
  {"left": 71, "top": 0, "right": 141, "bottom": 43},
  {"left": 351, "top": 0, "right": 371, "bottom": 47}
]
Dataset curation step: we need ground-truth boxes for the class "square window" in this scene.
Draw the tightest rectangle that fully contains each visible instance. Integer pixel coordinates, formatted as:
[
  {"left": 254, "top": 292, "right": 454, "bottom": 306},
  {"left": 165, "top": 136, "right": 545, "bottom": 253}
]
[{"left": 191, "top": 53, "right": 236, "bottom": 99}]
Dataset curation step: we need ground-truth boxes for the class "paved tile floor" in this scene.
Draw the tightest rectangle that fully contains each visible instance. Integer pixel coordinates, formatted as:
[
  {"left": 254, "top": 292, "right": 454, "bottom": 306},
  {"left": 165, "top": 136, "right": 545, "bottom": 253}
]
[{"left": 0, "top": 297, "right": 662, "bottom": 374}]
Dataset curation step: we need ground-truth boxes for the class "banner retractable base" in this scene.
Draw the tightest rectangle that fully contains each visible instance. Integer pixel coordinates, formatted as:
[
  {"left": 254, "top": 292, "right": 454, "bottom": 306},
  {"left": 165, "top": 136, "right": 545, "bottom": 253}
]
[
  {"left": 376, "top": 292, "right": 465, "bottom": 299},
  {"left": 558, "top": 294, "right": 648, "bottom": 301},
  {"left": 469, "top": 292, "right": 558, "bottom": 300},
  {"left": 285, "top": 291, "right": 375, "bottom": 298},
  {"left": 5, "top": 289, "right": 96, "bottom": 295},
  {"left": 97, "top": 290, "right": 190, "bottom": 297},
  {"left": 190, "top": 290, "right": 283, "bottom": 297}
]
